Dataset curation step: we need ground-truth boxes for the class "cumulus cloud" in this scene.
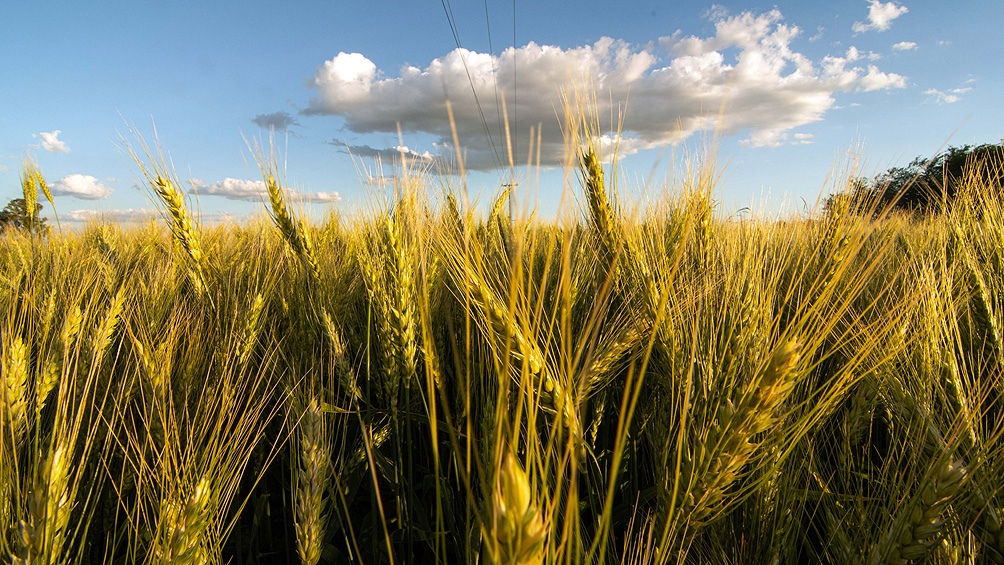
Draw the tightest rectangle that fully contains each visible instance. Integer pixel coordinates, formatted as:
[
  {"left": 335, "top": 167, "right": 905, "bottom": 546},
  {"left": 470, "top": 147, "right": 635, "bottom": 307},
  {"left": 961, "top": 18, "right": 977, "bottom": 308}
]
[
  {"left": 304, "top": 7, "right": 908, "bottom": 166},
  {"left": 36, "top": 130, "right": 70, "bottom": 153},
  {"left": 252, "top": 111, "right": 300, "bottom": 131},
  {"left": 190, "top": 178, "right": 340, "bottom": 203},
  {"left": 51, "top": 174, "right": 112, "bottom": 199},
  {"left": 858, "top": 65, "right": 907, "bottom": 90},
  {"left": 852, "top": 0, "right": 908, "bottom": 33},
  {"left": 892, "top": 41, "right": 918, "bottom": 51}
]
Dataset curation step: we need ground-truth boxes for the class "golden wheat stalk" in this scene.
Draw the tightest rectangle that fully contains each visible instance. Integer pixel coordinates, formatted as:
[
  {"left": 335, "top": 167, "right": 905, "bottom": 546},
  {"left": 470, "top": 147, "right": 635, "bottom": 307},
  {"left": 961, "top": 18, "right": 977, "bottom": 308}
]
[
  {"left": 878, "top": 460, "right": 967, "bottom": 564},
  {"left": 581, "top": 149, "right": 663, "bottom": 332},
  {"left": 238, "top": 292, "right": 266, "bottom": 368},
  {"left": 33, "top": 306, "right": 85, "bottom": 418},
  {"left": 2, "top": 335, "right": 30, "bottom": 439},
  {"left": 14, "top": 440, "right": 73, "bottom": 564},
  {"left": 321, "top": 310, "right": 361, "bottom": 402},
  {"left": 960, "top": 466, "right": 1004, "bottom": 563},
  {"left": 451, "top": 253, "right": 544, "bottom": 375},
  {"left": 264, "top": 173, "right": 322, "bottom": 281},
  {"left": 490, "top": 451, "right": 547, "bottom": 565},
  {"left": 382, "top": 214, "right": 419, "bottom": 385},
  {"left": 92, "top": 289, "right": 125, "bottom": 360},
  {"left": 679, "top": 339, "right": 800, "bottom": 528},
  {"left": 20, "top": 161, "right": 39, "bottom": 229},
  {"left": 149, "top": 476, "right": 212, "bottom": 565},
  {"left": 26, "top": 158, "right": 59, "bottom": 230},
  {"left": 293, "top": 395, "right": 332, "bottom": 565}
]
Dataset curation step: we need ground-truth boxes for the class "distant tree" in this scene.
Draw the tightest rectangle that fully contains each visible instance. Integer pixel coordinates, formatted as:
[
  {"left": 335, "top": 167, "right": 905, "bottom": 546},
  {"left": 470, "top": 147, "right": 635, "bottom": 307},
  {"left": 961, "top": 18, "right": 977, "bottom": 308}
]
[
  {"left": 844, "top": 143, "right": 1004, "bottom": 215},
  {"left": 0, "top": 198, "right": 49, "bottom": 234}
]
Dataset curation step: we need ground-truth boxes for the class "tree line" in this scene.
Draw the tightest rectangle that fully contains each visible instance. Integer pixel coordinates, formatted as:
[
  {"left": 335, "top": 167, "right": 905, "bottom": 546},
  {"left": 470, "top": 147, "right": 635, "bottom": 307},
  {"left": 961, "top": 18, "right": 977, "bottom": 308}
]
[{"left": 830, "top": 142, "right": 1004, "bottom": 215}]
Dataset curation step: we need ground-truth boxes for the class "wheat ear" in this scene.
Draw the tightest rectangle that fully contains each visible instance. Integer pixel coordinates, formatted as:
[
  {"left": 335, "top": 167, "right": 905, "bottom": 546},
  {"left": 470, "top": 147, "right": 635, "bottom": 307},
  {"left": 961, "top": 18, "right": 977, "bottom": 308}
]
[
  {"left": 879, "top": 460, "right": 967, "bottom": 564},
  {"left": 293, "top": 395, "right": 332, "bottom": 565},
  {"left": 14, "top": 440, "right": 72, "bottom": 564},
  {"left": 264, "top": 173, "right": 322, "bottom": 281},
  {"left": 382, "top": 214, "right": 419, "bottom": 385},
  {"left": 152, "top": 175, "right": 207, "bottom": 295},
  {"left": 238, "top": 292, "right": 266, "bottom": 368},
  {"left": 20, "top": 161, "right": 39, "bottom": 230},
  {"left": 679, "top": 339, "right": 800, "bottom": 527},
  {"left": 150, "top": 476, "right": 212, "bottom": 565},
  {"left": 491, "top": 451, "right": 547, "bottom": 565},
  {"left": 34, "top": 306, "right": 82, "bottom": 419},
  {"left": 2, "top": 335, "right": 30, "bottom": 439}
]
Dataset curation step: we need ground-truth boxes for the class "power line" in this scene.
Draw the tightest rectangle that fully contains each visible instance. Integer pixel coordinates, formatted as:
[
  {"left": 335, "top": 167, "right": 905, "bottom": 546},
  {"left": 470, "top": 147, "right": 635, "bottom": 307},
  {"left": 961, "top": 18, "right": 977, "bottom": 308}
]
[
  {"left": 512, "top": 0, "right": 517, "bottom": 172},
  {"left": 439, "top": 0, "right": 505, "bottom": 170},
  {"left": 484, "top": 0, "right": 506, "bottom": 165}
]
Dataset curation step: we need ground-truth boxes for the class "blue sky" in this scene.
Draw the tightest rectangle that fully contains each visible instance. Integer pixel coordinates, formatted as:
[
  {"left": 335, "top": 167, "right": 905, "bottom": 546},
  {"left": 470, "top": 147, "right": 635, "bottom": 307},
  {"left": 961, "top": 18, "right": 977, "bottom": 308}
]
[{"left": 1, "top": 0, "right": 1000, "bottom": 223}]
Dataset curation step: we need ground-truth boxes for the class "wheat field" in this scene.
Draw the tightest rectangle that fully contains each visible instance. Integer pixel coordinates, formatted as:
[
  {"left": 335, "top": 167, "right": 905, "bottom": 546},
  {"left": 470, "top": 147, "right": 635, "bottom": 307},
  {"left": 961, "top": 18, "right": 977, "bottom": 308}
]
[{"left": 2, "top": 135, "right": 1004, "bottom": 564}]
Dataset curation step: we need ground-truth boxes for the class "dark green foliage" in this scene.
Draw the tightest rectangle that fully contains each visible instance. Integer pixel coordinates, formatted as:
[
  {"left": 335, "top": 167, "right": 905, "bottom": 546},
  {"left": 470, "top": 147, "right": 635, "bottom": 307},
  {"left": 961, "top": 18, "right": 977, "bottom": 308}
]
[
  {"left": 834, "top": 143, "right": 1004, "bottom": 215},
  {"left": 0, "top": 198, "right": 49, "bottom": 234}
]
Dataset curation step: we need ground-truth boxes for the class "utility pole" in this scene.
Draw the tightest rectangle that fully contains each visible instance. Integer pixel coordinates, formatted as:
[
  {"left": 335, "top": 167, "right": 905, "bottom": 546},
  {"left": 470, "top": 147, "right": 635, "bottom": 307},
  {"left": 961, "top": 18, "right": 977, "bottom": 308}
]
[{"left": 502, "top": 180, "right": 518, "bottom": 222}]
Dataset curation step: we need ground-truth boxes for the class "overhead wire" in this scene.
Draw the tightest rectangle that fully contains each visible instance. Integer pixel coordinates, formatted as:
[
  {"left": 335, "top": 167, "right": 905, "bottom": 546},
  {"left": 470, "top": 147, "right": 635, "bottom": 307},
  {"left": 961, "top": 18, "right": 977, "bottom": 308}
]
[{"left": 439, "top": 0, "right": 505, "bottom": 170}]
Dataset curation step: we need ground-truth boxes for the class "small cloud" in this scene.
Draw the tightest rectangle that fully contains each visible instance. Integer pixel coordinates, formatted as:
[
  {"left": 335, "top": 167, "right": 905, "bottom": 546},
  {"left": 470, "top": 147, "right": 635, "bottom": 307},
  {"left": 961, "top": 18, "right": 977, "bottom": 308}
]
[
  {"left": 191, "top": 177, "right": 339, "bottom": 203},
  {"left": 63, "top": 209, "right": 158, "bottom": 223},
  {"left": 704, "top": 4, "right": 730, "bottom": 21},
  {"left": 335, "top": 141, "right": 436, "bottom": 163},
  {"left": 937, "top": 40, "right": 952, "bottom": 47},
  {"left": 293, "top": 191, "right": 341, "bottom": 203},
  {"left": 892, "top": 41, "right": 918, "bottom": 51},
  {"left": 35, "top": 130, "right": 70, "bottom": 153},
  {"left": 739, "top": 130, "right": 814, "bottom": 148},
  {"left": 192, "top": 177, "right": 268, "bottom": 201},
  {"left": 845, "top": 46, "right": 882, "bottom": 61},
  {"left": 809, "top": 26, "right": 825, "bottom": 42},
  {"left": 0, "top": 164, "right": 9, "bottom": 172},
  {"left": 51, "top": 174, "right": 112, "bottom": 199},
  {"left": 852, "top": 0, "right": 908, "bottom": 33},
  {"left": 793, "top": 133, "right": 815, "bottom": 145},
  {"left": 924, "top": 88, "right": 961, "bottom": 104},
  {"left": 251, "top": 111, "right": 300, "bottom": 132},
  {"left": 857, "top": 65, "right": 907, "bottom": 91}
]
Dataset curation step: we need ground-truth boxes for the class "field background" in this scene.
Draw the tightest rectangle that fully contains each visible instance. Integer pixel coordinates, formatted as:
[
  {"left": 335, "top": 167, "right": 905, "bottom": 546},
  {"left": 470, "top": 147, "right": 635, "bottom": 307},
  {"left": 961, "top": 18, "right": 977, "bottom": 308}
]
[{"left": 2, "top": 142, "right": 1004, "bottom": 565}]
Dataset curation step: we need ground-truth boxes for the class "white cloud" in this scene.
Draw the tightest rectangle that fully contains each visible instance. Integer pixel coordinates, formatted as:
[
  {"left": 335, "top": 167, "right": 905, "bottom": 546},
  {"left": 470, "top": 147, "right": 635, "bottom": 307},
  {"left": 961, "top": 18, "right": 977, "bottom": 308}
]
[
  {"left": 852, "top": 0, "right": 908, "bottom": 33},
  {"left": 35, "top": 130, "right": 70, "bottom": 153},
  {"left": 924, "top": 86, "right": 971, "bottom": 104},
  {"left": 295, "top": 191, "right": 341, "bottom": 203},
  {"left": 0, "top": 164, "right": 8, "bottom": 172},
  {"left": 191, "top": 178, "right": 340, "bottom": 203},
  {"left": 193, "top": 178, "right": 267, "bottom": 200},
  {"left": 51, "top": 174, "right": 112, "bottom": 199},
  {"left": 892, "top": 41, "right": 918, "bottom": 51},
  {"left": 858, "top": 65, "right": 907, "bottom": 91},
  {"left": 63, "top": 209, "right": 158, "bottom": 223},
  {"left": 304, "top": 8, "right": 909, "bottom": 161}
]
